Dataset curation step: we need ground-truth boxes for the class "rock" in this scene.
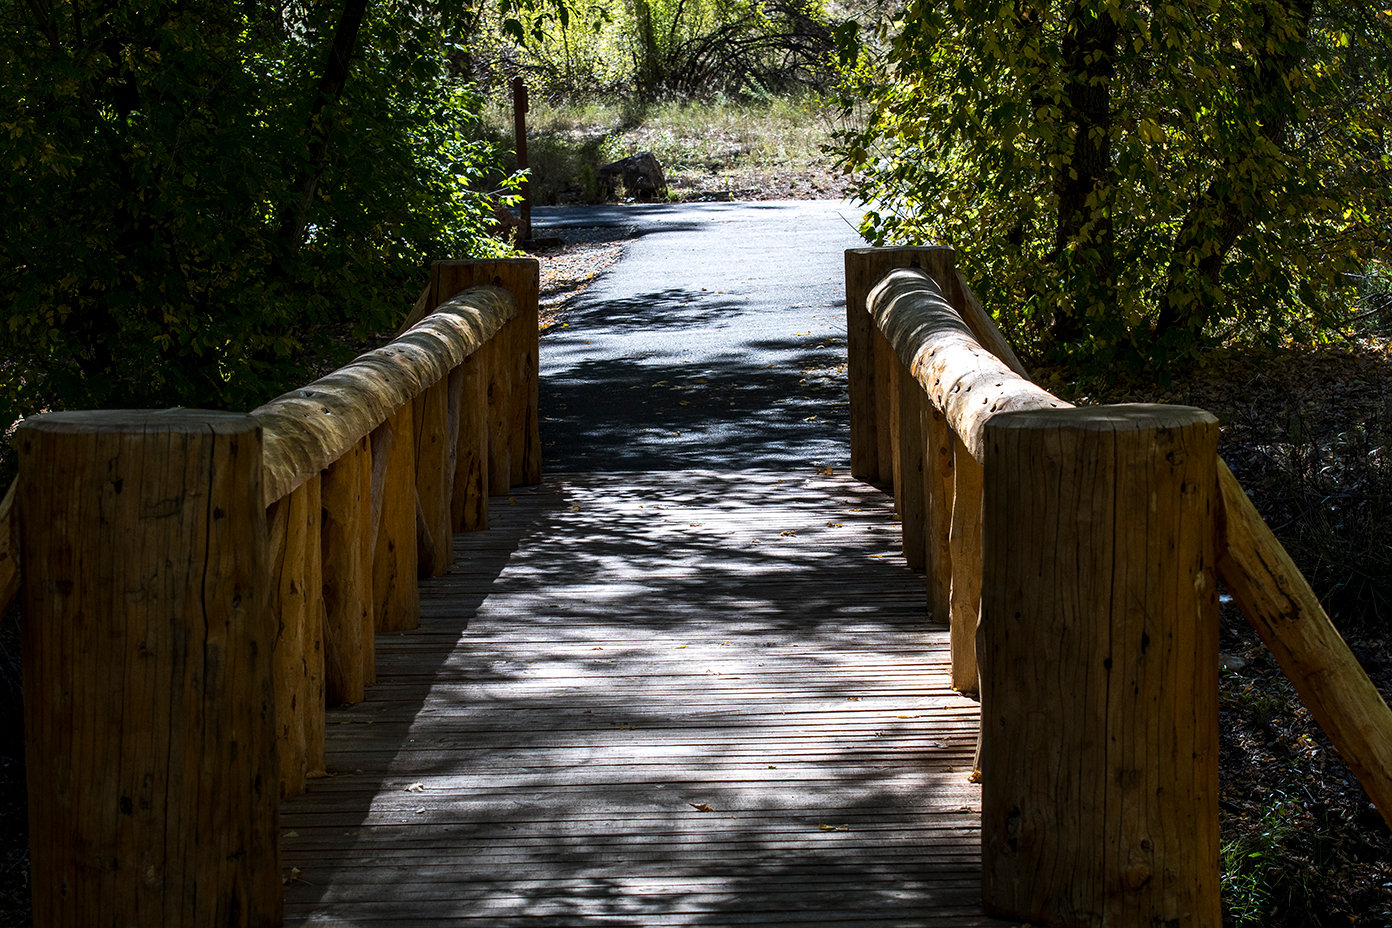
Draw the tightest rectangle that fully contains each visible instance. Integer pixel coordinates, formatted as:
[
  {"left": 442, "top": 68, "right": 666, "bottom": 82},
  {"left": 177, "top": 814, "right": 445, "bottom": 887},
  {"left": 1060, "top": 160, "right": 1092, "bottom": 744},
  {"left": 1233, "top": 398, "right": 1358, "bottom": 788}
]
[{"left": 598, "top": 152, "right": 667, "bottom": 202}]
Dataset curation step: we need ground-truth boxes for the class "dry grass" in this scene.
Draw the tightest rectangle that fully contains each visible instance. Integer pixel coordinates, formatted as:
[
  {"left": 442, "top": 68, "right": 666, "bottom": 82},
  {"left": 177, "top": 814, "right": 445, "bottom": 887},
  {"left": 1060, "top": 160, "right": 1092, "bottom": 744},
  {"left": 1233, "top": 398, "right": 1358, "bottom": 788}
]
[{"left": 477, "top": 94, "right": 851, "bottom": 204}]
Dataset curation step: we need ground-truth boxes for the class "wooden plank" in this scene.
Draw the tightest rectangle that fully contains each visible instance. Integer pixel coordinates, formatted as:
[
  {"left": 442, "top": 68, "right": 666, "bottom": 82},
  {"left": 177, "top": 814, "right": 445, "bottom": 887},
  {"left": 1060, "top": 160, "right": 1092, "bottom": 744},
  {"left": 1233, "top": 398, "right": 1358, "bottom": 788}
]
[{"left": 281, "top": 469, "right": 1002, "bottom": 926}]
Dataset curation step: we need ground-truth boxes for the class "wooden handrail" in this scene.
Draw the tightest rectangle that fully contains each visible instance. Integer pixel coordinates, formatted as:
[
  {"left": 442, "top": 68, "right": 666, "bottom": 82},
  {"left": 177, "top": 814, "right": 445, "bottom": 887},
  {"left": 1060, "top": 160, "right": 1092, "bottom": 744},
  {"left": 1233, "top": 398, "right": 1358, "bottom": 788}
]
[
  {"left": 867, "top": 268, "right": 1069, "bottom": 461},
  {"left": 11, "top": 258, "right": 541, "bottom": 928},
  {"left": 847, "top": 243, "right": 1392, "bottom": 926},
  {"left": 254, "top": 284, "right": 516, "bottom": 506},
  {"left": 857, "top": 256, "right": 1392, "bottom": 832},
  {"left": 1216, "top": 460, "right": 1392, "bottom": 826}
]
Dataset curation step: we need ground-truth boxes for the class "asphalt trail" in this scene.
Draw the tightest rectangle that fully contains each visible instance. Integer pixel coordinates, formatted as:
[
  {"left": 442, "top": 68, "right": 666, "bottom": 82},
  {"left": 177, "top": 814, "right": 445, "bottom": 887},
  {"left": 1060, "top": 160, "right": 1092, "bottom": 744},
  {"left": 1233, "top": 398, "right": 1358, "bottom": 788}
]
[{"left": 534, "top": 200, "right": 867, "bottom": 473}]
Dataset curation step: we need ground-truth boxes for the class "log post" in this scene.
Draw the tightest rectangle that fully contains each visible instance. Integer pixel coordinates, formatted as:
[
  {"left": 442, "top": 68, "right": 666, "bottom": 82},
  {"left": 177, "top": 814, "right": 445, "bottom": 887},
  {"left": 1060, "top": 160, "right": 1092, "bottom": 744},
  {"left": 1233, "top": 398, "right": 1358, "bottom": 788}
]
[
  {"left": 321, "top": 435, "right": 373, "bottom": 705},
  {"left": 16, "top": 410, "right": 280, "bottom": 928},
  {"left": 451, "top": 354, "right": 490, "bottom": 532},
  {"left": 268, "top": 476, "right": 326, "bottom": 798},
  {"left": 413, "top": 376, "right": 453, "bottom": 577},
  {"left": 373, "top": 405, "right": 420, "bottom": 632},
  {"left": 844, "top": 246, "right": 956, "bottom": 483},
  {"left": 485, "top": 333, "right": 514, "bottom": 496},
  {"left": 923, "top": 404, "right": 955, "bottom": 625},
  {"left": 896, "top": 373, "right": 929, "bottom": 571},
  {"left": 874, "top": 326, "right": 900, "bottom": 494},
  {"left": 949, "top": 434, "right": 983, "bottom": 695},
  {"left": 979, "top": 404, "right": 1220, "bottom": 927},
  {"left": 431, "top": 258, "right": 542, "bottom": 488}
]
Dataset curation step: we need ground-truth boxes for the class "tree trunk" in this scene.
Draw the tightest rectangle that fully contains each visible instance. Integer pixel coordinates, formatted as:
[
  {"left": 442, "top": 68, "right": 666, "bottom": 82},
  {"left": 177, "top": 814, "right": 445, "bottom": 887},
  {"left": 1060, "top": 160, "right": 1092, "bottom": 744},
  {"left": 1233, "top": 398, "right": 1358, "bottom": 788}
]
[
  {"left": 1050, "top": 1, "right": 1118, "bottom": 344},
  {"left": 1153, "top": 0, "right": 1314, "bottom": 344},
  {"left": 280, "top": 0, "right": 371, "bottom": 251}
]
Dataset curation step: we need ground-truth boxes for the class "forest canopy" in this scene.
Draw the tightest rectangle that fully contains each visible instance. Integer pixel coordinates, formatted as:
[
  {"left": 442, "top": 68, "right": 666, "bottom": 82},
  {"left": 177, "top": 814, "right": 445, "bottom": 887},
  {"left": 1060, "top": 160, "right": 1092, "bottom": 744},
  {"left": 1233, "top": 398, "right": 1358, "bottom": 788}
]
[
  {"left": 834, "top": 0, "right": 1392, "bottom": 372},
  {"left": 0, "top": 0, "right": 524, "bottom": 438}
]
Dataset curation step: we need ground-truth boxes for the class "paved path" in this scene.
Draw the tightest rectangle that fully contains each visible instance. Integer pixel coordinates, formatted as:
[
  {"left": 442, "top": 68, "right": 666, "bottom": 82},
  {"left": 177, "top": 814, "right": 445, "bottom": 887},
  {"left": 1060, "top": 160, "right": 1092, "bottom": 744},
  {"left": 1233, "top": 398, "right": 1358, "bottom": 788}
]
[
  {"left": 534, "top": 200, "right": 865, "bottom": 471},
  {"left": 279, "top": 201, "right": 1001, "bottom": 925}
]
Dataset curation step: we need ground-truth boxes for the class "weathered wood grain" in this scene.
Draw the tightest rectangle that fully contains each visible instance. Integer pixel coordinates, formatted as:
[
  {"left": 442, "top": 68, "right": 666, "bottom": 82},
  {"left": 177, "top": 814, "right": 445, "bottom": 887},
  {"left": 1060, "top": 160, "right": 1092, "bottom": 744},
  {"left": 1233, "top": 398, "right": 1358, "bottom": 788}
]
[
  {"left": 450, "top": 352, "right": 490, "bottom": 531},
  {"left": 867, "top": 268, "right": 1070, "bottom": 463},
  {"left": 254, "top": 285, "right": 516, "bottom": 505},
  {"left": 280, "top": 470, "right": 1007, "bottom": 926},
  {"left": 432, "top": 258, "right": 542, "bottom": 487},
  {"left": 374, "top": 404, "right": 420, "bottom": 632},
  {"left": 844, "top": 246, "right": 957, "bottom": 483},
  {"left": 1216, "top": 459, "right": 1392, "bottom": 829},
  {"left": 979, "top": 406, "right": 1221, "bottom": 926},
  {"left": 321, "top": 435, "right": 374, "bottom": 704},
  {"left": 16, "top": 410, "right": 279, "bottom": 928}
]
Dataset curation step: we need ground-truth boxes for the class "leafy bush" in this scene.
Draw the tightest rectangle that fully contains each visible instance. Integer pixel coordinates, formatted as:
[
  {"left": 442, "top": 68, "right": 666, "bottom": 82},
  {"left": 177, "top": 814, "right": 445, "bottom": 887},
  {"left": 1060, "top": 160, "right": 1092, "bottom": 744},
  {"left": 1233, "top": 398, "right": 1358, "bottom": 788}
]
[
  {"left": 833, "top": 0, "right": 1392, "bottom": 373},
  {"left": 466, "top": 0, "right": 837, "bottom": 100},
  {"left": 0, "top": 0, "right": 516, "bottom": 479}
]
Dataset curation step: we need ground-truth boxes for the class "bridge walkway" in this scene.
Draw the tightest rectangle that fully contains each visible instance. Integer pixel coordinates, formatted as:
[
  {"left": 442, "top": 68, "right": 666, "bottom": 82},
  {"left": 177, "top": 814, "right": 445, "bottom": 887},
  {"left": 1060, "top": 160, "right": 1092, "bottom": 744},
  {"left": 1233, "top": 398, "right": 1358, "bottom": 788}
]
[{"left": 280, "top": 468, "right": 1000, "bottom": 926}]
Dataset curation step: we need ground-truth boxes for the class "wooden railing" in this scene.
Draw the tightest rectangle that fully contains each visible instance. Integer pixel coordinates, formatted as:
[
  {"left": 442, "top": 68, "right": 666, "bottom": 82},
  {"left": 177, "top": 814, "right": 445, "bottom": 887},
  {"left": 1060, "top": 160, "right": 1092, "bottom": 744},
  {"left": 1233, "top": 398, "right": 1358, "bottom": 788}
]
[
  {"left": 845, "top": 246, "right": 1392, "bottom": 927},
  {"left": 3, "top": 258, "right": 539, "bottom": 928}
]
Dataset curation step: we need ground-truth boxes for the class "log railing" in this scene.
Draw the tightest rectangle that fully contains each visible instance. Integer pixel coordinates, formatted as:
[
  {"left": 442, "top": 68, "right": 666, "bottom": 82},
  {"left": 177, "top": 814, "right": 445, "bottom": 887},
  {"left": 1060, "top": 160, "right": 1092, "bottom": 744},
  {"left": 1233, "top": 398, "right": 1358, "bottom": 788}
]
[
  {"left": 6, "top": 258, "right": 539, "bottom": 928},
  {"left": 846, "top": 246, "right": 1392, "bottom": 927}
]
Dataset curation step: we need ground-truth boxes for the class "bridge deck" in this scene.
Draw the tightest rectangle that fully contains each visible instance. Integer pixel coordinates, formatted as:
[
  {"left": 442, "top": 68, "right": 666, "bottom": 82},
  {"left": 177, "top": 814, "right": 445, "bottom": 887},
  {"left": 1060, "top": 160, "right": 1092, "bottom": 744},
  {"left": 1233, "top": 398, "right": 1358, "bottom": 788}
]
[{"left": 280, "top": 470, "right": 1003, "bottom": 926}]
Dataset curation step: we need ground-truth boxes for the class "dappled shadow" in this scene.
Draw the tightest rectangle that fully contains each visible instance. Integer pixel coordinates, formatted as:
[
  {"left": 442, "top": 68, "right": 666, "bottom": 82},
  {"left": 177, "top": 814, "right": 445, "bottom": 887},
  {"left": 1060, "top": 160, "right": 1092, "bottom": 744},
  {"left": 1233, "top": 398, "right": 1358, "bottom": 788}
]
[
  {"left": 277, "top": 203, "right": 1003, "bottom": 924},
  {"left": 281, "top": 472, "right": 1000, "bottom": 925},
  {"left": 541, "top": 291, "right": 849, "bottom": 472}
]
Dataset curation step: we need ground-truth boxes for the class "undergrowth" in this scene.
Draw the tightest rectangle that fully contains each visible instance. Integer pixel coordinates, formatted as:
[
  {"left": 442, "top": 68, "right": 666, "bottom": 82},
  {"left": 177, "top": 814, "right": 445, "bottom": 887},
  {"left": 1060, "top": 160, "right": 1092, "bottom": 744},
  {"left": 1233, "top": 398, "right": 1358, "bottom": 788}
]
[{"left": 473, "top": 94, "right": 846, "bottom": 204}]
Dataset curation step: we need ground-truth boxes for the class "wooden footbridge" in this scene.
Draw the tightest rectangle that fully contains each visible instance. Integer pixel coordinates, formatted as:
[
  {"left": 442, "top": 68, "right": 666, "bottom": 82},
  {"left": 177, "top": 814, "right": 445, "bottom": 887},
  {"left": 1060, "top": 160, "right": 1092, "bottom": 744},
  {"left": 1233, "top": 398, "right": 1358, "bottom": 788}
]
[{"left": 3, "top": 249, "right": 1390, "bottom": 927}]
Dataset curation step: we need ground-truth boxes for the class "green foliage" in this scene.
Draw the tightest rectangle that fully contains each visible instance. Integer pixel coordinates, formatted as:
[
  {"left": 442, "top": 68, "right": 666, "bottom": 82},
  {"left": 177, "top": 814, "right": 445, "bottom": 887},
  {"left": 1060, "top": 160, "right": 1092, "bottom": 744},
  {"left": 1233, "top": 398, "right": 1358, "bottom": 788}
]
[
  {"left": 473, "top": 94, "right": 839, "bottom": 203},
  {"left": 0, "top": 0, "right": 514, "bottom": 448},
  {"left": 468, "top": 0, "right": 836, "bottom": 100},
  {"left": 1221, "top": 794, "right": 1308, "bottom": 924},
  {"left": 834, "top": 0, "right": 1392, "bottom": 372}
]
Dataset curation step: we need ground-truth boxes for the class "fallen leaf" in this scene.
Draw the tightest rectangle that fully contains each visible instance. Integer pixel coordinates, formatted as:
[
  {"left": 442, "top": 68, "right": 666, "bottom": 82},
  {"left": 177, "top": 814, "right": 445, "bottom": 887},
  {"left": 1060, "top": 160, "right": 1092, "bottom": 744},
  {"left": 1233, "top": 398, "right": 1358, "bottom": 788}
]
[
  {"left": 282, "top": 867, "right": 304, "bottom": 884},
  {"left": 818, "top": 824, "right": 849, "bottom": 832},
  {"left": 689, "top": 802, "right": 715, "bottom": 812},
  {"left": 404, "top": 782, "right": 425, "bottom": 792},
  {"left": 508, "top": 497, "right": 517, "bottom": 505},
  {"left": 968, "top": 769, "right": 984, "bottom": 784},
  {"left": 847, "top": 696, "right": 861, "bottom": 701},
  {"left": 571, "top": 505, "right": 580, "bottom": 511},
  {"left": 826, "top": 521, "right": 843, "bottom": 527},
  {"left": 284, "top": 830, "right": 299, "bottom": 838},
  {"left": 779, "top": 530, "right": 796, "bottom": 536}
]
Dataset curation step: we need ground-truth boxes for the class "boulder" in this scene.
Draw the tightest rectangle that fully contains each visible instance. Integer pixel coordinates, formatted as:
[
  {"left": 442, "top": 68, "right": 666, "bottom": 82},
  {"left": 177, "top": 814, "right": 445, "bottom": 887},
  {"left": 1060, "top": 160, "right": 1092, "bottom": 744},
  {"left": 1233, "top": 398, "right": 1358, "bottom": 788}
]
[{"left": 598, "top": 152, "right": 667, "bottom": 202}]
